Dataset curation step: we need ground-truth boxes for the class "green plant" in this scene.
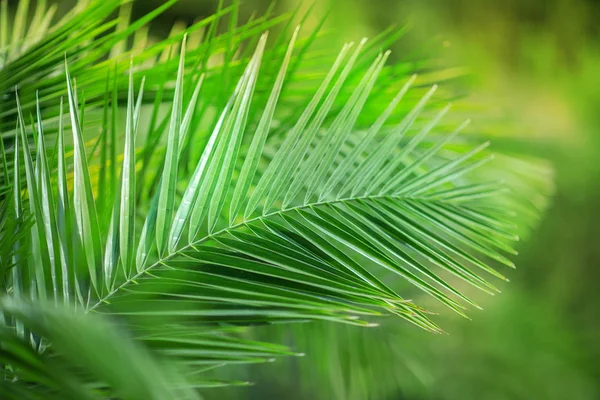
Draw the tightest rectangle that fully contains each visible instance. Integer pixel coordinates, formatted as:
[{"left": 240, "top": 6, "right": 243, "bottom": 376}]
[{"left": 0, "top": 0, "right": 551, "bottom": 398}]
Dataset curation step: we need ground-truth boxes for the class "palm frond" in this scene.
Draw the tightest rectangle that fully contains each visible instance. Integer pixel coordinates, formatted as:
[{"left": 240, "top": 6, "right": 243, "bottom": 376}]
[
  {"left": 0, "top": 298, "right": 201, "bottom": 400},
  {"left": 94, "top": 36, "right": 515, "bottom": 333},
  {"left": 0, "top": 0, "right": 291, "bottom": 153}
]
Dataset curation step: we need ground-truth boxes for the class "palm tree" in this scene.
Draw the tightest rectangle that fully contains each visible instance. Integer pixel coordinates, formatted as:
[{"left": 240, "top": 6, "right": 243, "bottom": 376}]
[{"left": 0, "top": 1, "right": 552, "bottom": 398}]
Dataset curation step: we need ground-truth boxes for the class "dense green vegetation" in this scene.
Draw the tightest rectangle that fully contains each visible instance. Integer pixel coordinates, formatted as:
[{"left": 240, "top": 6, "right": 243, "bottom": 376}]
[{"left": 1, "top": 0, "right": 591, "bottom": 399}]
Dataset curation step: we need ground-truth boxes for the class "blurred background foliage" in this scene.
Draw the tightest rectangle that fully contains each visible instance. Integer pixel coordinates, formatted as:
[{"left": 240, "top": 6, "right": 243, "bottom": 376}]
[{"left": 7, "top": 0, "right": 598, "bottom": 398}]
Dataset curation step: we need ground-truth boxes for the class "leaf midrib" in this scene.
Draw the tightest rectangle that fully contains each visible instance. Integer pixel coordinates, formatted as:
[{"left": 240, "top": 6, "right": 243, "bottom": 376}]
[{"left": 87, "top": 193, "right": 441, "bottom": 313}]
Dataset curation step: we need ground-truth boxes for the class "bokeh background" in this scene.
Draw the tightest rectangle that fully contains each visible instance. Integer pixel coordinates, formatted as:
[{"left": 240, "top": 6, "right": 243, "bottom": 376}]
[
  {"left": 150, "top": 1, "right": 600, "bottom": 399},
  {"left": 12, "top": 0, "right": 599, "bottom": 398}
]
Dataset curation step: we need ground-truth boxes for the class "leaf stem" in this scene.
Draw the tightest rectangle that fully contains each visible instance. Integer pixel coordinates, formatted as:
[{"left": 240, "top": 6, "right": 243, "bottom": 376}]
[{"left": 86, "top": 193, "right": 442, "bottom": 313}]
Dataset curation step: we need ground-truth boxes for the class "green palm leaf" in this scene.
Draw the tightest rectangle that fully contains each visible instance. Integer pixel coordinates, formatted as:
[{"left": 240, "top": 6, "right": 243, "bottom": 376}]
[
  {"left": 0, "top": 298, "right": 201, "bottom": 400},
  {"left": 69, "top": 33, "right": 529, "bottom": 343}
]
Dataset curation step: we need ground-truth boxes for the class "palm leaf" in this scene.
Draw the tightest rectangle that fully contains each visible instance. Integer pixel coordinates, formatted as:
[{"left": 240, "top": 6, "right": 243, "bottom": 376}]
[
  {"left": 0, "top": 298, "right": 201, "bottom": 400},
  {"left": 83, "top": 34, "right": 529, "bottom": 338}
]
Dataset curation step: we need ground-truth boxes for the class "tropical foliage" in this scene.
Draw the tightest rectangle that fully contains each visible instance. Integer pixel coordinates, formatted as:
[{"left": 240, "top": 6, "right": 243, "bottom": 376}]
[{"left": 0, "top": 0, "right": 551, "bottom": 398}]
